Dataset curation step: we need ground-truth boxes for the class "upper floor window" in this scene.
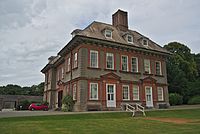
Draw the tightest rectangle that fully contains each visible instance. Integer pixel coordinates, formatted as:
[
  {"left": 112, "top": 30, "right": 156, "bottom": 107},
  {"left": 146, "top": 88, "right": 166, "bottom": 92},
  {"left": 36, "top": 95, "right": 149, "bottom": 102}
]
[
  {"left": 122, "top": 85, "right": 130, "bottom": 100},
  {"left": 127, "top": 35, "right": 133, "bottom": 43},
  {"left": 106, "top": 53, "right": 114, "bottom": 69},
  {"left": 67, "top": 57, "right": 71, "bottom": 72},
  {"left": 144, "top": 59, "right": 151, "bottom": 74},
  {"left": 131, "top": 57, "right": 138, "bottom": 72},
  {"left": 74, "top": 52, "right": 78, "bottom": 68},
  {"left": 133, "top": 85, "right": 139, "bottom": 100},
  {"left": 157, "top": 87, "right": 164, "bottom": 101},
  {"left": 105, "top": 29, "right": 112, "bottom": 38},
  {"left": 61, "top": 67, "right": 64, "bottom": 79},
  {"left": 73, "top": 83, "right": 77, "bottom": 100},
  {"left": 90, "top": 50, "right": 98, "bottom": 68},
  {"left": 155, "top": 61, "right": 162, "bottom": 75},
  {"left": 90, "top": 83, "right": 98, "bottom": 100},
  {"left": 121, "top": 55, "right": 128, "bottom": 71},
  {"left": 143, "top": 39, "right": 148, "bottom": 46}
]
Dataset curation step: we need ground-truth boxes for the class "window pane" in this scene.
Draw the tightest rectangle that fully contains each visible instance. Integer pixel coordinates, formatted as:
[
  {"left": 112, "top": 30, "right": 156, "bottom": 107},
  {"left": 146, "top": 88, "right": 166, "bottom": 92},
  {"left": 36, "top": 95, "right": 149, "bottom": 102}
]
[
  {"left": 73, "top": 84, "right": 77, "bottom": 100},
  {"left": 106, "top": 53, "right": 114, "bottom": 69},
  {"left": 74, "top": 53, "right": 78, "bottom": 68},
  {"left": 157, "top": 87, "right": 163, "bottom": 101},
  {"left": 156, "top": 61, "right": 161, "bottom": 75},
  {"left": 105, "top": 30, "right": 112, "bottom": 38},
  {"left": 131, "top": 57, "right": 138, "bottom": 72},
  {"left": 90, "top": 83, "right": 98, "bottom": 100},
  {"left": 122, "top": 56, "right": 128, "bottom": 71},
  {"left": 122, "top": 86, "right": 129, "bottom": 100},
  {"left": 133, "top": 86, "right": 139, "bottom": 100},
  {"left": 90, "top": 51, "right": 98, "bottom": 68},
  {"left": 144, "top": 59, "right": 150, "bottom": 74}
]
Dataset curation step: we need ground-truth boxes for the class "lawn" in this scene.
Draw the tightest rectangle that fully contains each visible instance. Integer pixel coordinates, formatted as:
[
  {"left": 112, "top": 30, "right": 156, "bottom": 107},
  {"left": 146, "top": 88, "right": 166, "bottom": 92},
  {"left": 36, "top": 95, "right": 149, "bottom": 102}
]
[{"left": 0, "top": 109, "right": 200, "bottom": 134}]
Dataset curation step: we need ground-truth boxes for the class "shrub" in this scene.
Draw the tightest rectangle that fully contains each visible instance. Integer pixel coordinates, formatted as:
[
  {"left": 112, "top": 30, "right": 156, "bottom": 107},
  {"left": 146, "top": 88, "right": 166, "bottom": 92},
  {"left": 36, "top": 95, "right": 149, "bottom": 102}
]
[
  {"left": 188, "top": 96, "right": 200, "bottom": 105},
  {"left": 169, "top": 93, "right": 183, "bottom": 105},
  {"left": 17, "top": 99, "right": 31, "bottom": 110},
  {"left": 62, "top": 95, "right": 74, "bottom": 112}
]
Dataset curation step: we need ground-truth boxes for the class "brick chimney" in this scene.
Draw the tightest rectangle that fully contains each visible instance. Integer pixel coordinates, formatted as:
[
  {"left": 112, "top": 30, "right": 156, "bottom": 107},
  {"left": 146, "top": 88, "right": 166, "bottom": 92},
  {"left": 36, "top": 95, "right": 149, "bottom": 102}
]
[{"left": 112, "top": 9, "right": 128, "bottom": 31}]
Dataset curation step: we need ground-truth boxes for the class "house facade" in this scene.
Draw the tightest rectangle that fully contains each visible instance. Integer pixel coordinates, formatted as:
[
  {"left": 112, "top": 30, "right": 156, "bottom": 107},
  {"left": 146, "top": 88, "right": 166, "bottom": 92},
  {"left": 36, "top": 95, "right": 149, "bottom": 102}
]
[{"left": 41, "top": 10, "right": 170, "bottom": 111}]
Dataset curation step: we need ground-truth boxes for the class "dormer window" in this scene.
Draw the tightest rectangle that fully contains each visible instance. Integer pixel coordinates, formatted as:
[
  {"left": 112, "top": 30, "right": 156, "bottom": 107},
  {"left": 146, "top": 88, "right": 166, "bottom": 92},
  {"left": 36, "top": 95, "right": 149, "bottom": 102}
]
[
  {"left": 105, "top": 29, "right": 112, "bottom": 38},
  {"left": 127, "top": 35, "right": 133, "bottom": 43},
  {"left": 143, "top": 39, "right": 148, "bottom": 46}
]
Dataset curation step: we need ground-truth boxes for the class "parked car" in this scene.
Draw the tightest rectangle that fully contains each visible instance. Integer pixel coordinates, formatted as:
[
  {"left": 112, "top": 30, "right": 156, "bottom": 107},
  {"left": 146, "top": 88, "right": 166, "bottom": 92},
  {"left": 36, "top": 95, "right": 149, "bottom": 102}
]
[{"left": 28, "top": 103, "right": 48, "bottom": 111}]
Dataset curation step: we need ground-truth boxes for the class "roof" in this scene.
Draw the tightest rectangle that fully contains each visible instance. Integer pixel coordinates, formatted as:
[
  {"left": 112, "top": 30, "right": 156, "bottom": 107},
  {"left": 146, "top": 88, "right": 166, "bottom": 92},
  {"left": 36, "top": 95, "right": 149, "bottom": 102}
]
[{"left": 74, "top": 21, "right": 169, "bottom": 54}]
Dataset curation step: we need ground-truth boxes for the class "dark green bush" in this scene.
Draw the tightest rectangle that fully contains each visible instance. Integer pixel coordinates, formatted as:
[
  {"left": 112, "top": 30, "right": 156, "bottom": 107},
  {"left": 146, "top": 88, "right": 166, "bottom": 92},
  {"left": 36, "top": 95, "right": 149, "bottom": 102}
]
[
  {"left": 188, "top": 96, "right": 200, "bottom": 105},
  {"left": 62, "top": 95, "right": 75, "bottom": 112},
  {"left": 17, "top": 100, "right": 31, "bottom": 110},
  {"left": 169, "top": 93, "right": 183, "bottom": 105}
]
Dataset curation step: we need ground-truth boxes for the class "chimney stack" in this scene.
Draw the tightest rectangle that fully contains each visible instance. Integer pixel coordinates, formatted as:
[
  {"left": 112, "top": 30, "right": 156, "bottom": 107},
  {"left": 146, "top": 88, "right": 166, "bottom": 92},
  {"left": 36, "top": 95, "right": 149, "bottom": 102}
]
[{"left": 112, "top": 9, "right": 128, "bottom": 31}]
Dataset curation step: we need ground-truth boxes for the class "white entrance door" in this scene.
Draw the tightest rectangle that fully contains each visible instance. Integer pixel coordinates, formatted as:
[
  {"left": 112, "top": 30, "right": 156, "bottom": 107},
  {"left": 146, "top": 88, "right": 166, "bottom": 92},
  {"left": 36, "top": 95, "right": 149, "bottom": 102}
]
[
  {"left": 106, "top": 84, "right": 116, "bottom": 107},
  {"left": 145, "top": 86, "right": 153, "bottom": 107}
]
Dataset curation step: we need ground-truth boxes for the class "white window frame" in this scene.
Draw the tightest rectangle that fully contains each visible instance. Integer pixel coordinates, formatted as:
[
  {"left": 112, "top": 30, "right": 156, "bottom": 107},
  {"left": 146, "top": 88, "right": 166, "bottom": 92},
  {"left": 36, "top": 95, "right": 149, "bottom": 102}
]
[
  {"left": 90, "top": 83, "right": 98, "bottom": 100},
  {"left": 155, "top": 61, "right": 162, "bottom": 75},
  {"left": 61, "top": 67, "right": 64, "bottom": 79},
  {"left": 90, "top": 50, "right": 98, "bottom": 68},
  {"left": 105, "top": 29, "right": 112, "bottom": 38},
  {"left": 157, "top": 87, "right": 164, "bottom": 101},
  {"left": 143, "top": 39, "right": 148, "bottom": 46},
  {"left": 73, "top": 84, "right": 77, "bottom": 100},
  {"left": 122, "top": 85, "right": 130, "bottom": 100},
  {"left": 144, "top": 59, "right": 151, "bottom": 74},
  {"left": 127, "top": 35, "right": 133, "bottom": 44},
  {"left": 106, "top": 53, "right": 114, "bottom": 69},
  {"left": 133, "top": 85, "right": 139, "bottom": 101},
  {"left": 121, "top": 55, "right": 128, "bottom": 71},
  {"left": 131, "top": 57, "right": 138, "bottom": 72},
  {"left": 74, "top": 52, "right": 78, "bottom": 68},
  {"left": 67, "top": 57, "right": 71, "bottom": 72}
]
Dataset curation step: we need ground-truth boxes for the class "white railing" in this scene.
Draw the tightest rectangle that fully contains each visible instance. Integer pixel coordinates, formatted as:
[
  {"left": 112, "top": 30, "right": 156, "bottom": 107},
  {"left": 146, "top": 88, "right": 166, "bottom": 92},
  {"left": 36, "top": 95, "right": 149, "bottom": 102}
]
[
  {"left": 125, "top": 103, "right": 146, "bottom": 117},
  {"left": 125, "top": 103, "right": 136, "bottom": 117},
  {"left": 136, "top": 103, "right": 146, "bottom": 116}
]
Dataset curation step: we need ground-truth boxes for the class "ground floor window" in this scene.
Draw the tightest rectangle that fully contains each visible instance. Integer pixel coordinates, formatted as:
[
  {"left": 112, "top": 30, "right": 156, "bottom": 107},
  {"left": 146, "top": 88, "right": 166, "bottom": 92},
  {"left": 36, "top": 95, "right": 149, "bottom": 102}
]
[
  {"left": 90, "top": 83, "right": 98, "bottom": 100},
  {"left": 133, "top": 85, "right": 139, "bottom": 100},
  {"left": 157, "top": 87, "right": 164, "bottom": 101},
  {"left": 122, "top": 85, "right": 129, "bottom": 100},
  {"left": 73, "top": 84, "right": 77, "bottom": 100}
]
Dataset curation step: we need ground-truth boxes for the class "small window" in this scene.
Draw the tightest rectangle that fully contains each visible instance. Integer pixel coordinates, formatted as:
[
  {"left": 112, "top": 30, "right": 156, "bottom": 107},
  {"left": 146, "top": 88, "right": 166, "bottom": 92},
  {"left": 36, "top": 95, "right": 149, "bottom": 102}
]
[
  {"left": 90, "top": 83, "right": 98, "bottom": 100},
  {"left": 157, "top": 87, "right": 164, "bottom": 101},
  {"left": 74, "top": 52, "right": 78, "bottom": 68},
  {"left": 155, "top": 61, "right": 162, "bottom": 75},
  {"left": 144, "top": 59, "right": 151, "bottom": 74},
  {"left": 122, "top": 85, "right": 129, "bottom": 100},
  {"left": 105, "top": 29, "right": 112, "bottom": 38},
  {"left": 73, "top": 84, "right": 77, "bottom": 100},
  {"left": 143, "top": 39, "right": 148, "bottom": 46},
  {"left": 121, "top": 55, "right": 128, "bottom": 71},
  {"left": 127, "top": 35, "right": 133, "bottom": 43},
  {"left": 131, "top": 57, "right": 138, "bottom": 72},
  {"left": 133, "top": 85, "right": 139, "bottom": 100},
  {"left": 106, "top": 53, "right": 114, "bottom": 69},
  {"left": 90, "top": 50, "right": 98, "bottom": 68}
]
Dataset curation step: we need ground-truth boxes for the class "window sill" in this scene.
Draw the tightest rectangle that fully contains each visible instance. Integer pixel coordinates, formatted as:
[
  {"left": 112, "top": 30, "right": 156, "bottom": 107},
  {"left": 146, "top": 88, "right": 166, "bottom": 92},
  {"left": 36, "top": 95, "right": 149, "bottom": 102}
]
[
  {"left": 87, "top": 67, "right": 101, "bottom": 70},
  {"left": 72, "top": 67, "right": 78, "bottom": 70},
  {"left": 104, "top": 68, "right": 117, "bottom": 72},
  {"left": 155, "top": 74, "right": 164, "bottom": 77},
  {"left": 89, "top": 99, "right": 99, "bottom": 101},
  {"left": 143, "top": 73, "right": 154, "bottom": 76},
  {"left": 119, "top": 70, "right": 141, "bottom": 75}
]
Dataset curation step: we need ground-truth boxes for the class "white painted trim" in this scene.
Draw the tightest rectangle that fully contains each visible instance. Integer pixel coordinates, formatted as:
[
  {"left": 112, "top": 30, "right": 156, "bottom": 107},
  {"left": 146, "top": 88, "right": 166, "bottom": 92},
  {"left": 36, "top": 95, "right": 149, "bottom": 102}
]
[
  {"left": 133, "top": 85, "right": 139, "bottom": 101},
  {"left": 131, "top": 57, "right": 138, "bottom": 72},
  {"left": 157, "top": 87, "right": 164, "bottom": 101},
  {"left": 106, "top": 53, "right": 114, "bottom": 70},
  {"left": 145, "top": 86, "right": 153, "bottom": 107},
  {"left": 106, "top": 84, "right": 116, "bottom": 107},
  {"left": 155, "top": 61, "right": 162, "bottom": 75},
  {"left": 122, "top": 85, "right": 130, "bottom": 100},
  {"left": 90, "top": 50, "right": 99, "bottom": 68},
  {"left": 121, "top": 55, "right": 129, "bottom": 71}
]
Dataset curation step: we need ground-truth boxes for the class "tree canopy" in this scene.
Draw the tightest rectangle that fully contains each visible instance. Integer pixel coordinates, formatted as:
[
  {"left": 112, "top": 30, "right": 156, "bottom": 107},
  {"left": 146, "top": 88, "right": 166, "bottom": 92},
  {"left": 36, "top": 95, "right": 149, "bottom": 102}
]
[{"left": 0, "top": 82, "right": 44, "bottom": 96}]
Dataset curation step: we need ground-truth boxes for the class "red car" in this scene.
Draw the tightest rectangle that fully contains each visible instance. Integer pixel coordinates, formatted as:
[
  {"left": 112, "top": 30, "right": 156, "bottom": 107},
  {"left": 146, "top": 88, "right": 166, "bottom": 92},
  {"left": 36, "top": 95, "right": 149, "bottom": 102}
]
[{"left": 28, "top": 103, "right": 48, "bottom": 111}]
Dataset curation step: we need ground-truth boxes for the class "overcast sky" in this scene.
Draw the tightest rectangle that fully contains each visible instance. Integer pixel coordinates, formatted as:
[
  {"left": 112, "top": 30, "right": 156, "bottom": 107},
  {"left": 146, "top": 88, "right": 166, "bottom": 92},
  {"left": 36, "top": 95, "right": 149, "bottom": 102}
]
[{"left": 0, "top": 0, "right": 200, "bottom": 86}]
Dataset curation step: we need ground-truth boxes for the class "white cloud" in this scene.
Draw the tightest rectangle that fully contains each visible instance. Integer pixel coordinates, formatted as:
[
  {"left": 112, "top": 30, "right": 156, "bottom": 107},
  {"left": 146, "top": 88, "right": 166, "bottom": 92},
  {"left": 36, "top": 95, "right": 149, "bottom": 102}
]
[{"left": 0, "top": 0, "right": 199, "bottom": 86}]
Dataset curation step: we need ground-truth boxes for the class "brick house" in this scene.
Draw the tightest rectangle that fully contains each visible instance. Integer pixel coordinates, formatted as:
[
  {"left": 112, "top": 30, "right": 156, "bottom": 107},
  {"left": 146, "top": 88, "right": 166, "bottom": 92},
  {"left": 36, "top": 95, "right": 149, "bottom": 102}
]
[{"left": 41, "top": 9, "right": 170, "bottom": 111}]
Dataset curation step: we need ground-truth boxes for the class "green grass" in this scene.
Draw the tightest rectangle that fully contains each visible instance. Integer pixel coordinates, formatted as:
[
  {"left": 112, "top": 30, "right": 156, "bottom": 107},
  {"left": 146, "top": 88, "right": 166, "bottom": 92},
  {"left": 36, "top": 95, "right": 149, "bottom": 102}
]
[{"left": 0, "top": 109, "right": 200, "bottom": 134}]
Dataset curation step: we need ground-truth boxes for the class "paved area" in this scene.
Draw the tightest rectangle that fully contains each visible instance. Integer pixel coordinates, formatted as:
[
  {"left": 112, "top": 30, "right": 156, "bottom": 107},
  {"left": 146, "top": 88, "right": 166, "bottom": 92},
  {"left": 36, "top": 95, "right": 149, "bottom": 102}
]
[{"left": 0, "top": 105, "right": 199, "bottom": 118}]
